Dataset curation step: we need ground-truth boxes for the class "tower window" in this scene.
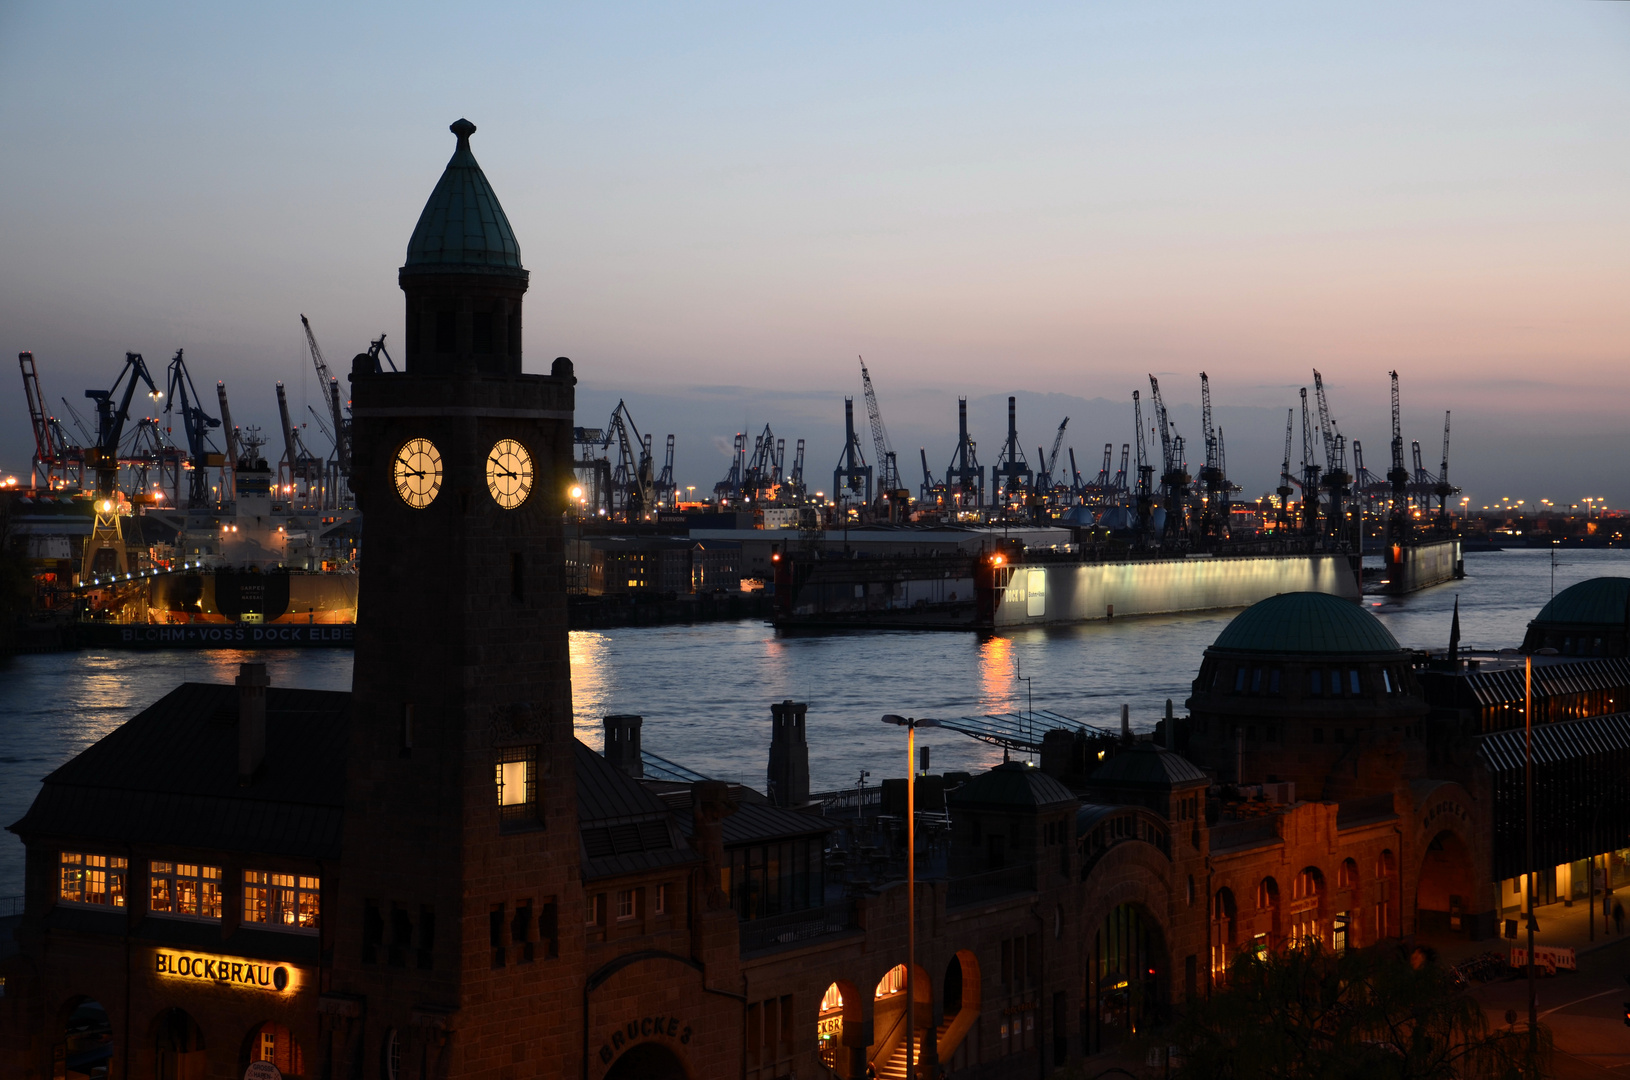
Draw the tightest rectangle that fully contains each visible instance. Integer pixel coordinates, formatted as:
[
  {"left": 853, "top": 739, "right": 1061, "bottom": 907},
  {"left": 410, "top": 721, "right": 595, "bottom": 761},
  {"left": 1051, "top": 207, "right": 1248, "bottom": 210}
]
[
  {"left": 435, "top": 311, "right": 456, "bottom": 353},
  {"left": 472, "top": 311, "right": 494, "bottom": 353},
  {"left": 496, "top": 745, "right": 541, "bottom": 829},
  {"left": 1348, "top": 670, "right": 1361, "bottom": 695},
  {"left": 508, "top": 312, "right": 521, "bottom": 357},
  {"left": 1309, "top": 670, "right": 1322, "bottom": 696}
]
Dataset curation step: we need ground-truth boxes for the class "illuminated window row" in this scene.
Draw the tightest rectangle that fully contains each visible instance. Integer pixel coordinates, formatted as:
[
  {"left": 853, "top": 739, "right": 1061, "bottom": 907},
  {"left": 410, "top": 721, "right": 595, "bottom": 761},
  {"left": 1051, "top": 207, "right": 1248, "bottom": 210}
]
[{"left": 57, "top": 852, "right": 318, "bottom": 932}]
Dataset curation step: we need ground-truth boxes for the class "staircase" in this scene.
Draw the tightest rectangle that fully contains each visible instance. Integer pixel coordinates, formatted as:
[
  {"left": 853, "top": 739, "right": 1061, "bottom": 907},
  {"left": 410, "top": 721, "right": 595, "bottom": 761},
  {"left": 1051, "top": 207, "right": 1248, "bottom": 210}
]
[{"left": 872, "top": 1019, "right": 953, "bottom": 1080}]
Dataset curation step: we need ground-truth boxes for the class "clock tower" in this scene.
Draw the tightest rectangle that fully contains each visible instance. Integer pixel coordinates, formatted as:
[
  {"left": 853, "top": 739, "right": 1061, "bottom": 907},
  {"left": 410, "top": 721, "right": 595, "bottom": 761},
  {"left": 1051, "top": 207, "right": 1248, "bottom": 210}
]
[{"left": 330, "top": 119, "right": 585, "bottom": 1077}]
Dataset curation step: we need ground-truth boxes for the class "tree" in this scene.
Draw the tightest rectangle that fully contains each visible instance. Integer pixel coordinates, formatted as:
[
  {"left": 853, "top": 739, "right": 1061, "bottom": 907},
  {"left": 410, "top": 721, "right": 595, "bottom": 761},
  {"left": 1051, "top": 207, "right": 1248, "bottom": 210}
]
[{"left": 1174, "top": 942, "right": 1547, "bottom": 1080}]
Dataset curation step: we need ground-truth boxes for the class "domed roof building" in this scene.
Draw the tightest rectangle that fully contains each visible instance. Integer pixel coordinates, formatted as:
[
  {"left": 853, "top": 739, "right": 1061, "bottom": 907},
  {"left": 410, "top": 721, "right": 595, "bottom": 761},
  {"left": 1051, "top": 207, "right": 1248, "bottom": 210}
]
[
  {"left": 1521, "top": 576, "right": 1630, "bottom": 657},
  {"left": 1184, "top": 592, "right": 1427, "bottom": 802}
]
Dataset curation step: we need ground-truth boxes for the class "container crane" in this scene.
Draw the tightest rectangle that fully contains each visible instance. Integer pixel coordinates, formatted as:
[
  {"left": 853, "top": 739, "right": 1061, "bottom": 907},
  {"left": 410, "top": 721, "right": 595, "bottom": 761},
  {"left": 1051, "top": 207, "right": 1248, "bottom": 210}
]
[
  {"left": 163, "top": 349, "right": 221, "bottom": 509},
  {"left": 1036, "top": 418, "right": 1068, "bottom": 502},
  {"left": 1198, "top": 372, "right": 1231, "bottom": 538},
  {"left": 1092, "top": 444, "right": 1113, "bottom": 497},
  {"left": 989, "top": 396, "right": 1033, "bottom": 509},
  {"left": 655, "top": 434, "right": 677, "bottom": 508},
  {"left": 832, "top": 400, "right": 872, "bottom": 509},
  {"left": 944, "top": 398, "right": 983, "bottom": 508},
  {"left": 606, "top": 400, "right": 655, "bottom": 519}
]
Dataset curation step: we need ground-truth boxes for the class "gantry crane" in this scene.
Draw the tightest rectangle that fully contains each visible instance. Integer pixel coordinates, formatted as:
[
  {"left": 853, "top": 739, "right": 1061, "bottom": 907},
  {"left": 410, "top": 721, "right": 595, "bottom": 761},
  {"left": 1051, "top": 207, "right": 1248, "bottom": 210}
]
[
  {"left": 1147, "top": 375, "right": 1189, "bottom": 541},
  {"left": 1132, "top": 390, "right": 1154, "bottom": 540},
  {"left": 833, "top": 400, "right": 872, "bottom": 509},
  {"left": 1434, "top": 412, "right": 1456, "bottom": 529},
  {"left": 945, "top": 398, "right": 984, "bottom": 508},
  {"left": 301, "top": 315, "right": 351, "bottom": 479},
  {"left": 1198, "top": 372, "right": 1232, "bottom": 538},
  {"left": 989, "top": 397, "right": 1033, "bottom": 510},
  {"left": 1312, "top": 370, "right": 1350, "bottom": 545}
]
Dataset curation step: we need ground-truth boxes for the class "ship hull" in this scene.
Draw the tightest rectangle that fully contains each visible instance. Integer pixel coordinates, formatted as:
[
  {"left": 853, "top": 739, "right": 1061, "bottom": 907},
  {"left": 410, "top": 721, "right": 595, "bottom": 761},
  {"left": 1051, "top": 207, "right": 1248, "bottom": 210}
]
[{"left": 1381, "top": 538, "right": 1462, "bottom": 594}]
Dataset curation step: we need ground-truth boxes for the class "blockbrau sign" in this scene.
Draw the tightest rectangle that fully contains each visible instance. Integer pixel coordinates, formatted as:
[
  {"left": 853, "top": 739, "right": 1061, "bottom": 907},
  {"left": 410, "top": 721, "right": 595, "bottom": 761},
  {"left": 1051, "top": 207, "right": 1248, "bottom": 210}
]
[{"left": 154, "top": 950, "right": 297, "bottom": 992}]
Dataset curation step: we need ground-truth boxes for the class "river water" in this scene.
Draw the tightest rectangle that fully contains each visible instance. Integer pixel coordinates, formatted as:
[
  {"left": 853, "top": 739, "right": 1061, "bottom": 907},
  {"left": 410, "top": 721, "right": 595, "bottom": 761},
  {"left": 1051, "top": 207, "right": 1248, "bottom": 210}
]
[{"left": 2, "top": 547, "right": 1624, "bottom": 898}]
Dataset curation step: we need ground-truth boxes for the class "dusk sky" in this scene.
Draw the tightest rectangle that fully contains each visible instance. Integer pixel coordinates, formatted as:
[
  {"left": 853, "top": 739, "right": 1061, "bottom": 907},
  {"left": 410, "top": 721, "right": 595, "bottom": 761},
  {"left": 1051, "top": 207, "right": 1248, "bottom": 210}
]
[{"left": 2, "top": 2, "right": 1627, "bottom": 508}]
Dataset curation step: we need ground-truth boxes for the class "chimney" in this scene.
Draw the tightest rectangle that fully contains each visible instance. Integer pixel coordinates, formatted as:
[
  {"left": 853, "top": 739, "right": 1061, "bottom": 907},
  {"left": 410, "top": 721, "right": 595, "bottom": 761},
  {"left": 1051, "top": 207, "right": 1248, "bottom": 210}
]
[
  {"left": 1164, "top": 699, "right": 1174, "bottom": 749},
  {"left": 602, "top": 714, "right": 644, "bottom": 779},
  {"left": 767, "top": 700, "right": 810, "bottom": 808},
  {"left": 690, "top": 781, "right": 735, "bottom": 910},
  {"left": 237, "top": 662, "right": 269, "bottom": 785},
  {"left": 1120, "top": 703, "right": 1130, "bottom": 743}
]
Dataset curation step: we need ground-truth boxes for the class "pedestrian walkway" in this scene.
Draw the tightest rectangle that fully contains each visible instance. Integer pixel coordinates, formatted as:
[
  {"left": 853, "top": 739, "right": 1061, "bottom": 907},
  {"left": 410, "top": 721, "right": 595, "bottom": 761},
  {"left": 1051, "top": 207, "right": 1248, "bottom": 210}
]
[{"left": 1420, "top": 888, "right": 1628, "bottom": 968}]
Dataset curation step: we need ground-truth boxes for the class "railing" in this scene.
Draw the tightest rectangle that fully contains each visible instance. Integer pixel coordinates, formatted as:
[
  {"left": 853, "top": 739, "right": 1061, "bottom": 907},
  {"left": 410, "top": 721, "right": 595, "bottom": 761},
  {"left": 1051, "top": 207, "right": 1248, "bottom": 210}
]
[
  {"left": 0, "top": 896, "right": 23, "bottom": 918},
  {"left": 0, "top": 895, "right": 22, "bottom": 960},
  {"left": 947, "top": 863, "right": 1036, "bottom": 908},
  {"left": 739, "top": 901, "right": 859, "bottom": 955}
]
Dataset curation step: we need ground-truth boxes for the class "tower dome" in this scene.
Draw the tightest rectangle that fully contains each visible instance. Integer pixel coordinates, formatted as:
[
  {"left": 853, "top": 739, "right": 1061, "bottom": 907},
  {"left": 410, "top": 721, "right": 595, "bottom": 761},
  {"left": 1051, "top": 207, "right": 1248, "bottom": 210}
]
[
  {"left": 1522, "top": 577, "right": 1630, "bottom": 656},
  {"left": 403, "top": 119, "right": 523, "bottom": 273},
  {"left": 1211, "top": 592, "right": 1402, "bottom": 657}
]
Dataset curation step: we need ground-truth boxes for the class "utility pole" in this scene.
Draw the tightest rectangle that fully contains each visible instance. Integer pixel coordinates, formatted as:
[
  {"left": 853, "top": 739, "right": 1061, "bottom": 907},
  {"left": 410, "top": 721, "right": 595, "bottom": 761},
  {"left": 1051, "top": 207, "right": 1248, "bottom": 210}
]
[{"left": 1525, "top": 654, "right": 1537, "bottom": 1059}]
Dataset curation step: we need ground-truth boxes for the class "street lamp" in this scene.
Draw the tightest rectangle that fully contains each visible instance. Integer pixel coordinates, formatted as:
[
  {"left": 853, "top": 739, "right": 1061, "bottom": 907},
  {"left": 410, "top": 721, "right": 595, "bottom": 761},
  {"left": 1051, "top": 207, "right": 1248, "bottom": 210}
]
[{"left": 881, "top": 713, "right": 941, "bottom": 1080}]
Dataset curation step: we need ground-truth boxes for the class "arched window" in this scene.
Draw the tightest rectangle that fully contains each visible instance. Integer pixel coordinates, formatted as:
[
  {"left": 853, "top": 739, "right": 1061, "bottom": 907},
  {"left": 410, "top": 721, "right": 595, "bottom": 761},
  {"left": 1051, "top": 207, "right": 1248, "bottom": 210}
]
[
  {"left": 1211, "top": 888, "right": 1237, "bottom": 982},
  {"left": 1255, "top": 878, "right": 1278, "bottom": 911},
  {"left": 1338, "top": 858, "right": 1358, "bottom": 889},
  {"left": 817, "top": 983, "right": 845, "bottom": 1069},
  {"left": 1376, "top": 849, "right": 1396, "bottom": 879}
]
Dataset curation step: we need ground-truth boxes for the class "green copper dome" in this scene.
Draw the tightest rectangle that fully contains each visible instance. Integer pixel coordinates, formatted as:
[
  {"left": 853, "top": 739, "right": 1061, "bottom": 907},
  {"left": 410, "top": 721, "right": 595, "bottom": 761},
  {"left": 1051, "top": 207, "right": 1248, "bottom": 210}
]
[
  {"left": 403, "top": 119, "right": 523, "bottom": 274},
  {"left": 1533, "top": 577, "right": 1630, "bottom": 627},
  {"left": 1211, "top": 592, "right": 1402, "bottom": 656}
]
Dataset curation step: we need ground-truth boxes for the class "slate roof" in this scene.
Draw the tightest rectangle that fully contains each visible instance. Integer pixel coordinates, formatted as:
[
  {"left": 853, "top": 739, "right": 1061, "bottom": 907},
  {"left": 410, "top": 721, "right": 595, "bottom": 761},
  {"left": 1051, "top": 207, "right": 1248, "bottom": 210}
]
[
  {"left": 1532, "top": 577, "right": 1630, "bottom": 628},
  {"left": 1210, "top": 592, "right": 1402, "bottom": 657},
  {"left": 9, "top": 682, "right": 351, "bottom": 860},
  {"left": 1088, "top": 741, "right": 1209, "bottom": 788},
  {"left": 402, "top": 119, "right": 524, "bottom": 275},
  {"left": 1478, "top": 710, "right": 1630, "bottom": 773},
  {"left": 945, "top": 762, "right": 1077, "bottom": 810},
  {"left": 573, "top": 742, "right": 698, "bottom": 881}
]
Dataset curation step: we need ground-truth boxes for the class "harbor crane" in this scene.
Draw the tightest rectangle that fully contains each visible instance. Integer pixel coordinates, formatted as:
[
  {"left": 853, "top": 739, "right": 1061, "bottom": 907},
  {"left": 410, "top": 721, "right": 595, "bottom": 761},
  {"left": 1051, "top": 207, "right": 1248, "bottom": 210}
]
[
  {"left": 1386, "top": 371, "right": 1411, "bottom": 543},
  {"left": 1067, "top": 448, "right": 1085, "bottom": 500},
  {"left": 1299, "top": 388, "right": 1321, "bottom": 536},
  {"left": 1132, "top": 390, "right": 1154, "bottom": 539},
  {"left": 833, "top": 399, "right": 873, "bottom": 508},
  {"left": 1113, "top": 444, "right": 1129, "bottom": 497},
  {"left": 82, "top": 352, "right": 161, "bottom": 579},
  {"left": 1434, "top": 412, "right": 1456, "bottom": 528},
  {"left": 655, "top": 434, "right": 677, "bottom": 508},
  {"left": 989, "top": 397, "right": 1033, "bottom": 509},
  {"left": 606, "top": 400, "right": 655, "bottom": 520},
  {"left": 715, "top": 432, "right": 748, "bottom": 505},
  {"left": 1147, "top": 375, "right": 1189, "bottom": 541},
  {"left": 301, "top": 315, "right": 352, "bottom": 478},
  {"left": 858, "top": 357, "right": 898, "bottom": 497},
  {"left": 1312, "top": 369, "right": 1350, "bottom": 545},
  {"left": 1198, "top": 372, "right": 1232, "bottom": 538},
  {"left": 163, "top": 349, "right": 221, "bottom": 509},
  {"left": 944, "top": 398, "right": 984, "bottom": 508},
  {"left": 1034, "top": 417, "right": 1068, "bottom": 500},
  {"left": 919, "top": 448, "right": 937, "bottom": 504},
  {"left": 1277, "top": 409, "right": 1295, "bottom": 530},
  {"left": 19, "top": 352, "right": 85, "bottom": 490},
  {"left": 215, "top": 381, "right": 242, "bottom": 504}
]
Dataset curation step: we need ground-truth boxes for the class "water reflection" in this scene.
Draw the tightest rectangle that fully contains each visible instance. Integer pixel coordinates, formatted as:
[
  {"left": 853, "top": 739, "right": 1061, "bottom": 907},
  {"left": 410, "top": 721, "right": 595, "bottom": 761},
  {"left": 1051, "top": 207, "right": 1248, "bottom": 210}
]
[{"left": 2, "top": 549, "right": 1626, "bottom": 901}]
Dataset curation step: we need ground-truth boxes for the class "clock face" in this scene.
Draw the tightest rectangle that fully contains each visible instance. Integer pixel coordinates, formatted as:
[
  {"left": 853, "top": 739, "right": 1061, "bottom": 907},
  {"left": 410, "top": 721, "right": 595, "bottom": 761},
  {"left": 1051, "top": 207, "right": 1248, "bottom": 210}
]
[
  {"left": 486, "top": 438, "right": 534, "bottom": 509},
  {"left": 393, "top": 437, "right": 443, "bottom": 509}
]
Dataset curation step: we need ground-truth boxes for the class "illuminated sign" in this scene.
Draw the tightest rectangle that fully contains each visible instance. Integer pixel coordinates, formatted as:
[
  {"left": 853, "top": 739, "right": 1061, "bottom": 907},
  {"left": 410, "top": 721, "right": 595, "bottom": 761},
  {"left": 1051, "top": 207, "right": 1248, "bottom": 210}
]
[{"left": 154, "top": 950, "right": 297, "bottom": 993}]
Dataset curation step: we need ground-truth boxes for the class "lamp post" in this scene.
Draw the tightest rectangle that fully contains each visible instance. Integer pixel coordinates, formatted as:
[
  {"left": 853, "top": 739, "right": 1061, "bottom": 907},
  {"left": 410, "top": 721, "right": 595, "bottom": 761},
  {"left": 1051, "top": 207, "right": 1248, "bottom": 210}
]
[
  {"left": 882, "top": 714, "right": 940, "bottom": 1080},
  {"left": 1525, "top": 654, "right": 1537, "bottom": 1058}
]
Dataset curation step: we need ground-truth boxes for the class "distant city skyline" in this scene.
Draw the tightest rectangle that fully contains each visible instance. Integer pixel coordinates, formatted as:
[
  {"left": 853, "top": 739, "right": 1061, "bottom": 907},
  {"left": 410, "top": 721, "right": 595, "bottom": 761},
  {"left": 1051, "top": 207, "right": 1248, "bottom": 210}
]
[{"left": 2, "top": 2, "right": 1626, "bottom": 506}]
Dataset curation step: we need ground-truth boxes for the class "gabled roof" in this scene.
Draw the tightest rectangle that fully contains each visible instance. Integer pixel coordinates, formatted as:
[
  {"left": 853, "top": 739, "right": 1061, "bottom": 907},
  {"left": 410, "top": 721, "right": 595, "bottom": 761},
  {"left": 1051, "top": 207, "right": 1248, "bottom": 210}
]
[
  {"left": 10, "top": 682, "right": 350, "bottom": 860},
  {"left": 1211, "top": 592, "right": 1402, "bottom": 657},
  {"left": 573, "top": 742, "right": 698, "bottom": 881},
  {"left": 402, "top": 119, "right": 524, "bottom": 275}
]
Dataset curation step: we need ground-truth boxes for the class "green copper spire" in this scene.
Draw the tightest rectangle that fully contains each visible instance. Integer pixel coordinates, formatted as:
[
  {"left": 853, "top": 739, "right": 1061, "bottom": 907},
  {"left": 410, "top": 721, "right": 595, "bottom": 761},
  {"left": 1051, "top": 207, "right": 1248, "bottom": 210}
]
[{"left": 402, "top": 119, "right": 524, "bottom": 274}]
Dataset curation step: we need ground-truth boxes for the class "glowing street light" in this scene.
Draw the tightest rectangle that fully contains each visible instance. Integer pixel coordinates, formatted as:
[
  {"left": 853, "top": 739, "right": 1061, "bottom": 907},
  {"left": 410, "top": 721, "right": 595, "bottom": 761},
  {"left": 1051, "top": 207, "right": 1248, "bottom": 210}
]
[{"left": 880, "top": 713, "right": 941, "bottom": 1080}]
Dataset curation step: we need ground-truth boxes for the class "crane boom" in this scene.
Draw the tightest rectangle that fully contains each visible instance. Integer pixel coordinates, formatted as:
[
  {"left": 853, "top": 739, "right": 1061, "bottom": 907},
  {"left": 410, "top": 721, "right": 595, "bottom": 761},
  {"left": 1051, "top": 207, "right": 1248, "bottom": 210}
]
[
  {"left": 20, "top": 352, "right": 57, "bottom": 481},
  {"left": 858, "top": 356, "right": 895, "bottom": 492},
  {"left": 1047, "top": 418, "right": 1068, "bottom": 477},
  {"left": 301, "top": 315, "right": 350, "bottom": 474},
  {"left": 1312, "top": 369, "right": 1339, "bottom": 471}
]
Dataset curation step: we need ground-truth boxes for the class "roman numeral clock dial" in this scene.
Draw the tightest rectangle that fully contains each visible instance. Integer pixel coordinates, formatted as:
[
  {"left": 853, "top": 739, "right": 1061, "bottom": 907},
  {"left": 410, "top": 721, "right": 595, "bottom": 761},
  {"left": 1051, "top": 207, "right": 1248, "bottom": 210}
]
[
  {"left": 393, "top": 437, "right": 443, "bottom": 509},
  {"left": 487, "top": 439, "right": 534, "bottom": 509}
]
